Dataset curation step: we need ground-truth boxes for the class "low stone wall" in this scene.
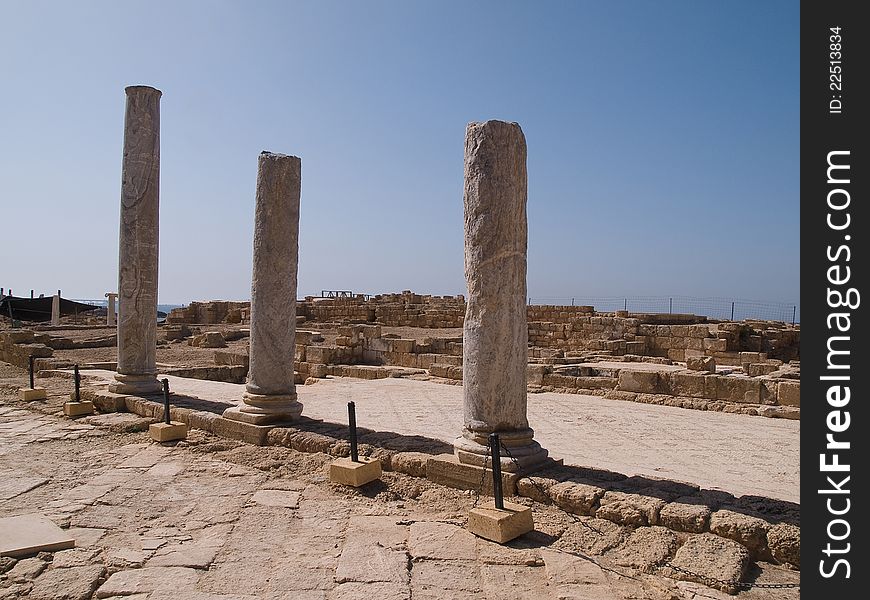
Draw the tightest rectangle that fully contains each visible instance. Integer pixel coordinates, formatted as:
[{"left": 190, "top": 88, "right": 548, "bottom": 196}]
[
  {"left": 0, "top": 330, "right": 54, "bottom": 368},
  {"left": 166, "top": 301, "right": 249, "bottom": 325}
]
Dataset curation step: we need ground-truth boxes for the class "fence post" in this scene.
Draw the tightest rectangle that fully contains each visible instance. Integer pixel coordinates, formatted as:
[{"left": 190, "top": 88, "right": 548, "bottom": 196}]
[
  {"left": 571, "top": 298, "right": 574, "bottom": 306},
  {"left": 731, "top": 301, "right": 735, "bottom": 321},
  {"left": 792, "top": 305, "right": 796, "bottom": 326},
  {"left": 624, "top": 298, "right": 627, "bottom": 311},
  {"left": 669, "top": 297, "right": 673, "bottom": 314}
]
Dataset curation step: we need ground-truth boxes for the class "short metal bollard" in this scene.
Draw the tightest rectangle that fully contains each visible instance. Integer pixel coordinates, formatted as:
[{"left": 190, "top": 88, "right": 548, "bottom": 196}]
[
  {"left": 162, "top": 378, "right": 171, "bottom": 425},
  {"left": 489, "top": 433, "right": 504, "bottom": 510},
  {"left": 348, "top": 401, "right": 359, "bottom": 462},
  {"left": 64, "top": 364, "right": 93, "bottom": 416},
  {"left": 29, "top": 355, "right": 35, "bottom": 390},
  {"left": 329, "top": 400, "right": 381, "bottom": 486},
  {"left": 149, "top": 377, "right": 187, "bottom": 442}
]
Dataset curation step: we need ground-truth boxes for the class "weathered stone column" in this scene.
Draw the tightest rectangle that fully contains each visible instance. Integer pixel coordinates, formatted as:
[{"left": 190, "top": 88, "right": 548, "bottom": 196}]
[
  {"left": 223, "top": 152, "right": 303, "bottom": 424},
  {"left": 105, "top": 293, "right": 117, "bottom": 327},
  {"left": 51, "top": 291, "right": 60, "bottom": 326},
  {"left": 454, "top": 120, "right": 548, "bottom": 472},
  {"left": 109, "top": 86, "right": 162, "bottom": 395}
]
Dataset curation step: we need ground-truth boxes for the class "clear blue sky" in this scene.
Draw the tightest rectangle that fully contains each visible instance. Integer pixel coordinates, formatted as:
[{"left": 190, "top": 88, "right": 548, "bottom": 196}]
[{"left": 0, "top": 1, "right": 799, "bottom": 305}]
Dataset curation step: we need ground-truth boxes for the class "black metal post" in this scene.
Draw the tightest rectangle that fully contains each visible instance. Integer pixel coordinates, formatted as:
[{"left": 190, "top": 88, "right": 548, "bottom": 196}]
[
  {"left": 162, "top": 378, "right": 171, "bottom": 424},
  {"left": 669, "top": 297, "right": 673, "bottom": 314},
  {"left": 731, "top": 301, "right": 735, "bottom": 321},
  {"left": 348, "top": 401, "right": 359, "bottom": 462},
  {"left": 489, "top": 434, "right": 504, "bottom": 510},
  {"left": 73, "top": 365, "right": 80, "bottom": 402},
  {"left": 792, "top": 305, "right": 796, "bottom": 326},
  {"left": 29, "top": 355, "right": 35, "bottom": 389}
]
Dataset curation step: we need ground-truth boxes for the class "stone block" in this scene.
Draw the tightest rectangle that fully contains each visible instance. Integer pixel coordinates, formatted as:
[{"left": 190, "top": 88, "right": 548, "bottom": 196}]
[
  {"left": 0, "top": 514, "right": 75, "bottom": 557},
  {"left": 548, "top": 481, "right": 605, "bottom": 516},
  {"left": 149, "top": 422, "right": 188, "bottom": 442},
  {"left": 306, "top": 346, "right": 333, "bottom": 364},
  {"left": 617, "top": 369, "right": 661, "bottom": 394},
  {"left": 767, "top": 522, "right": 800, "bottom": 567},
  {"left": 18, "top": 387, "right": 47, "bottom": 401},
  {"left": 777, "top": 380, "right": 800, "bottom": 407},
  {"left": 309, "top": 363, "right": 328, "bottom": 378},
  {"left": 596, "top": 491, "right": 665, "bottom": 527},
  {"left": 390, "top": 339, "right": 416, "bottom": 353},
  {"left": 709, "top": 509, "right": 771, "bottom": 559},
  {"left": 391, "top": 452, "right": 430, "bottom": 478},
  {"left": 659, "top": 501, "right": 711, "bottom": 533},
  {"left": 668, "top": 533, "right": 750, "bottom": 594},
  {"left": 669, "top": 373, "right": 706, "bottom": 398},
  {"left": 704, "top": 337, "right": 728, "bottom": 352},
  {"left": 686, "top": 356, "right": 716, "bottom": 372},
  {"left": 330, "top": 457, "right": 382, "bottom": 487},
  {"left": 667, "top": 348, "right": 686, "bottom": 362},
  {"left": 426, "top": 454, "right": 519, "bottom": 496},
  {"left": 64, "top": 401, "right": 94, "bottom": 417},
  {"left": 467, "top": 500, "right": 534, "bottom": 544}
]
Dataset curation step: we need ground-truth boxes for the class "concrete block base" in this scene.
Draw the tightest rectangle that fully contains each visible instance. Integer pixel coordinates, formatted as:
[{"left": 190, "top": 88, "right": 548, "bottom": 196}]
[
  {"left": 149, "top": 421, "right": 188, "bottom": 442},
  {"left": 468, "top": 500, "right": 534, "bottom": 544},
  {"left": 329, "top": 457, "right": 382, "bottom": 487},
  {"left": 64, "top": 401, "right": 94, "bottom": 417},
  {"left": 18, "top": 387, "right": 47, "bottom": 401}
]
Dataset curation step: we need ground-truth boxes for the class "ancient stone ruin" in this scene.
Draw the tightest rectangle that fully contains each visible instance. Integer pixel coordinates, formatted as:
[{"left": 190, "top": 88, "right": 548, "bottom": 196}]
[{"left": 0, "top": 92, "right": 800, "bottom": 598}]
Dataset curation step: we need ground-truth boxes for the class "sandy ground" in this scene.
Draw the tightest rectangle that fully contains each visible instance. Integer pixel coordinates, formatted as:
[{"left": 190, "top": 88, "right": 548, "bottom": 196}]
[{"left": 74, "top": 370, "right": 799, "bottom": 503}]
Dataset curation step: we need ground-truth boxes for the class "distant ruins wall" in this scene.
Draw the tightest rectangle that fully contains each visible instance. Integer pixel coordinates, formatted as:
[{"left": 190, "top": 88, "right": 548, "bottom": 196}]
[{"left": 167, "top": 291, "right": 799, "bottom": 363}]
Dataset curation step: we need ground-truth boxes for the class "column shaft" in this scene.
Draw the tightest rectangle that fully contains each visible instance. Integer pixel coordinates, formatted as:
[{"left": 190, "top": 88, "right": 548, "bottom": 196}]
[
  {"left": 110, "top": 86, "right": 162, "bottom": 395},
  {"left": 223, "top": 151, "right": 303, "bottom": 424},
  {"left": 454, "top": 120, "right": 548, "bottom": 471}
]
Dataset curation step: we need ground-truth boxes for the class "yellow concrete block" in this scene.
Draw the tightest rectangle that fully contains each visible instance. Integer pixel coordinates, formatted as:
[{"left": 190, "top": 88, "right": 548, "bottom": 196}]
[
  {"left": 467, "top": 500, "right": 534, "bottom": 544},
  {"left": 149, "top": 421, "right": 188, "bottom": 442},
  {"left": 329, "top": 456, "right": 382, "bottom": 487},
  {"left": 63, "top": 401, "right": 94, "bottom": 417},
  {"left": 18, "top": 387, "right": 47, "bottom": 401}
]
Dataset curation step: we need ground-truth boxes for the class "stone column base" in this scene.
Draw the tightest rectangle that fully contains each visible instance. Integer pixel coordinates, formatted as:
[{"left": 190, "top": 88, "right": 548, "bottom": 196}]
[
  {"left": 108, "top": 373, "right": 161, "bottom": 395},
  {"left": 454, "top": 427, "right": 550, "bottom": 473},
  {"left": 222, "top": 392, "right": 303, "bottom": 425}
]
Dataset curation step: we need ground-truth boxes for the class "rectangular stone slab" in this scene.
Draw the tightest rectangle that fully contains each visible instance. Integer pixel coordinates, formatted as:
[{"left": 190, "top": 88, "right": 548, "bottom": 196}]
[
  {"left": 18, "top": 387, "right": 47, "bottom": 401},
  {"left": 0, "top": 514, "right": 75, "bottom": 557},
  {"left": 149, "top": 422, "right": 188, "bottom": 442},
  {"left": 330, "top": 457, "right": 382, "bottom": 487},
  {"left": 64, "top": 401, "right": 94, "bottom": 417},
  {"left": 467, "top": 500, "right": 534, "bottom": 544}
]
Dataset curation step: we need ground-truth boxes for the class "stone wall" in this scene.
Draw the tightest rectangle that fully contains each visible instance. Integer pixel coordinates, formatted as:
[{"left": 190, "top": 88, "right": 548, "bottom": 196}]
[
  {"left": 165, "top": 293, "right": 799, "bottom": 364},
  {"left": 0, "top": 330, "right": 54, "bottom": 369},
  {"left": 166, "top": 301, "right": 249, "bottom": 325}
]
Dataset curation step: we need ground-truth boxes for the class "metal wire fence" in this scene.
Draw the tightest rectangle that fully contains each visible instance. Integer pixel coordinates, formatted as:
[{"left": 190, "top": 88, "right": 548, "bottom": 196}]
[{"left": 528, "top": 295, "right": 799, "bottom": 324}]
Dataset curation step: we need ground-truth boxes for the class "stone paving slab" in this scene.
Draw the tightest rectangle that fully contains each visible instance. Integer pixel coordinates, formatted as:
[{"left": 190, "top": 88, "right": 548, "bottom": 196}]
[{"left": 0, "top": 514, "right": 75, "bottom": 557}]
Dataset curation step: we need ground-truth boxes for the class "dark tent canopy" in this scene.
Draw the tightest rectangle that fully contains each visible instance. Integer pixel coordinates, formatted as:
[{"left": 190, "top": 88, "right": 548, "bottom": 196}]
[{"left": 0, "top": 296, "right": 100, "bottom": 322}]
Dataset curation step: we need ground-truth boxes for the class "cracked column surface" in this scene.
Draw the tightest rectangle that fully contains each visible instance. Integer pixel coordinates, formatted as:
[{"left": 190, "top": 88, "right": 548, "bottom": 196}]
[
  {"left": 110, "top": 86, "right": 162, "bottom": 395},
  {"left": 454, "top": 120, "right": 548, "bottom": 472},
  {"left": 223, "top": 151, "right": 303, "bottom": 425}
]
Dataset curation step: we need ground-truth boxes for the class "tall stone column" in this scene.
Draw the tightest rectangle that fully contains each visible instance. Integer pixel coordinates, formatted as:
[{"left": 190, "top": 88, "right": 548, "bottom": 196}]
[
  {"left": 109, "top": 86, "right": 162, "bottom": 395},
  {"left": 454, "top": 120, "right": 548, "bottom": 472},
  {"left": 51, "top": 291, "right": 60, "bottom": 326},
  {"left": 223, "top": 152, "right": 303, "bottom": 424},
  {"left": 105, "top": 293, "right": 117, "bottom": 327}
]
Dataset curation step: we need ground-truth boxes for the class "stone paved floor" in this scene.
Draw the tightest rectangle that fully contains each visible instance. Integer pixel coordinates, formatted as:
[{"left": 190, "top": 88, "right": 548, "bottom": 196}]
[
  {"left": 0, "top": 368, "right": 800, "bottom": 600},
  {"left": 78, "top": 370, "right": 799, "bottom": 502}
]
